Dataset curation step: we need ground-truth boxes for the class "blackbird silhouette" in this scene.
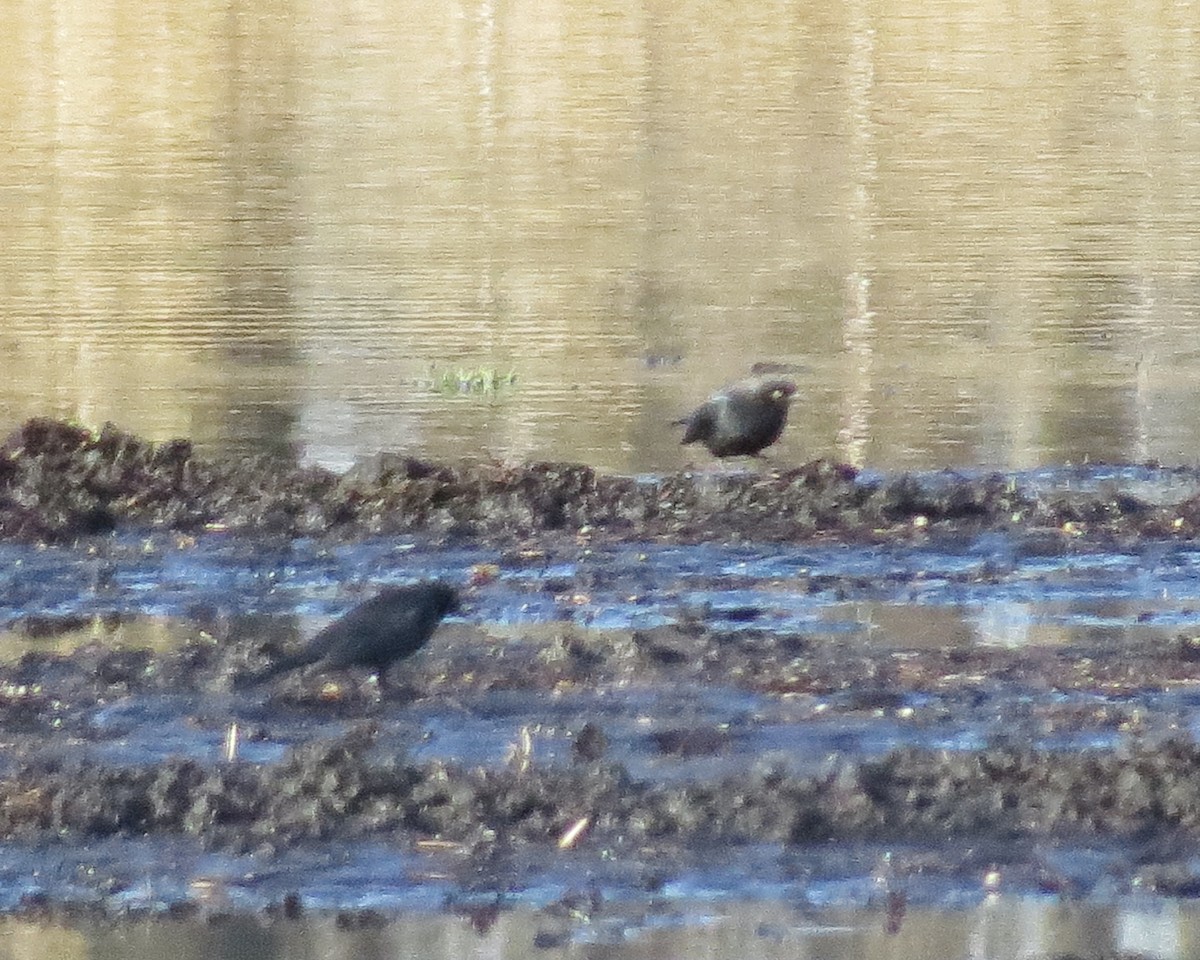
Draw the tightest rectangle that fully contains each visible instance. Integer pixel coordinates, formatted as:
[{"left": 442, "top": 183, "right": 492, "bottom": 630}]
[
  {"left": 676, "top": 376, "right": 796, "bottom": 458},
  {"left": 238, "top": 582, "right": 459, "bottom": 687}
]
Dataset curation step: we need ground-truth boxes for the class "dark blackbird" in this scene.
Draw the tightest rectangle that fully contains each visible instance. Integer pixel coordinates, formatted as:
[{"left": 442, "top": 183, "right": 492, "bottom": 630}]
[
  {"left": 239, "top": 582, "right": 459, "bottom": 687},
  {"left": 676, "top": 376, "right": 796, "bottom": 458}
]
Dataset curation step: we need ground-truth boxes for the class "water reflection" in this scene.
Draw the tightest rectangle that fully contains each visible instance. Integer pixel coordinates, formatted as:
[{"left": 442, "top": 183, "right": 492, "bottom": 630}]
[
  {"left": 0, "top": 897, "right": 1196, "bottom": 960},
  {"left": 3, "top": 533, "right": 1200, "bottom": 652},
  {"left": 1, "top": 0, "right": 1199, "bottom": 471}
]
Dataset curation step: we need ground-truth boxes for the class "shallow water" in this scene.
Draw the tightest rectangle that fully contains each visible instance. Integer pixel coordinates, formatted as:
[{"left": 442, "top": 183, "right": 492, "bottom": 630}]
[
  {"left": 3, "top": 2, "right": 1200, "bottom": 472},
  {"left": 3, "top": 514, "right": 1199, "bottom": 651},
  {"left": 3, "top": 875, "right": 1199, "bottom": 960}
]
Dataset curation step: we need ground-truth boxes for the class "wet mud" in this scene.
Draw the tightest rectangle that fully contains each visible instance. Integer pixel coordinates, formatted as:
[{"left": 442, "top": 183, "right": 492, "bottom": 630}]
[
  {"left": 4, "top": 418, "right": 1200, "bottom": 929},
  {"left": 3, "top": 415, "right": 1196, "bottom": 547}
]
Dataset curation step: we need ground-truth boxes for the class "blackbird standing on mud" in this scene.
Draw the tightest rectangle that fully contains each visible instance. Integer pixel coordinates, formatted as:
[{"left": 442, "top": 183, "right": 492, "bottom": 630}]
[
  {"left": 238, "top": 581, "right": 459, "bottom": 687},
  {"left": 675, "top": 376, "right": 796, "bottom": 458}
]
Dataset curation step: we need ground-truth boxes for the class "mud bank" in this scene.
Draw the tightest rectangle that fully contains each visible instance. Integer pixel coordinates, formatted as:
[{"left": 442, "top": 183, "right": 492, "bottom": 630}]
[
  {"left": 2, "top": 597, "right": 1200, "bottom": 919},
  {"left": 3, "top": 612, "right": 1200, "bottom": 856},
  {"left": 0, "top": 417, "right": 1193, "bottom": 545},
  {"left": 3, "top": 418, "right": 1200, "bottom": 923},
  {"left": 6, "top": 722, "right": 1200, "bottom": 854}
]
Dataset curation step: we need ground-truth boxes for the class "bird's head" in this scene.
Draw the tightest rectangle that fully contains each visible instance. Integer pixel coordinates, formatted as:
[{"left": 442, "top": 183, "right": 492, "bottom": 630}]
[
  {"left": 431, "top": 583, "right": 462, "bottom": 617},
  {"left": 760, "top": 379, "right": 796, "bottom": 405}
]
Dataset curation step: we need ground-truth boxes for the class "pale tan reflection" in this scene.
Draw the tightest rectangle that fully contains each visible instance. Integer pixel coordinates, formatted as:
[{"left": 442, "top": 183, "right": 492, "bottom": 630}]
[
  {"left": 293, "top": 0, "right": 658, "bottom": 463},
  {"left": 836, "top": 0, "right": 878, "bottom": 469},
  {"left": 826, "top": 602, "right": 976, "bottom": 649},
  {"left": 0, "top": 0, "right": 305, "bottom": 452},
  {"left": 0, "top": 615, "right": 188, "bottom": 662},
  {"left": 825, "top": 600, "right": 1177, "bottom": 649},
  {"left": 0, "top": 898, "right": 1196, "bottom": 960},
  {"left": 858, "top": 0, "right": 1200, "bottom": 469},
  {"left": 0, "top": 920, "right": 88, "bottom": 960}
]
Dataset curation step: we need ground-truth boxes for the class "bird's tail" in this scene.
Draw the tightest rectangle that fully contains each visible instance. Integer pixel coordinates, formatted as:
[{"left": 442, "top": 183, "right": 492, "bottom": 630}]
[{"left": 234, "top": 652, "right": 310, "bottom": 689}]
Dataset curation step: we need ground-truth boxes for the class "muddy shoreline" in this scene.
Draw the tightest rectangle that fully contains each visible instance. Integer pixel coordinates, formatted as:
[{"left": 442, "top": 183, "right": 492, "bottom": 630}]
[
  {"left": 6, "top": 613, "right": 1200, "bottom": 853},
  {"left": 2, "top": 416, "right": 1195, "bottom": 546},
  {"left": 4, "top": 418, "right": 1200, "bottom": 923}
]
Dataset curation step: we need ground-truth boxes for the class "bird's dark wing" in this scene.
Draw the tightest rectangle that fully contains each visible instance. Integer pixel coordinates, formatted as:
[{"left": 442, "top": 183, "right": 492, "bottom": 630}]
[
  {"left": 234, "top": 595, "right": 401, "bottom": 687},
  {"left": 319, "top": 597, "right": 428, "bottom": 669}
]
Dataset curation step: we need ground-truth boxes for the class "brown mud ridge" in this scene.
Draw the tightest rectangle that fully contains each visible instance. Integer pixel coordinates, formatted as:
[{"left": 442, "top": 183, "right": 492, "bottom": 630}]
[{"left": 1, "top": 416, "right": 1196, "bottom": 545}]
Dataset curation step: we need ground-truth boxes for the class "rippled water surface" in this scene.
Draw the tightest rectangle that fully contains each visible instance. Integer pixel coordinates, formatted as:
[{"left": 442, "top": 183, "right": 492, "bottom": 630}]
[
  {"left": 9, "top": 883, "right": 1200, "bottom": 960},
  {"left": 2, "top": 863, "right": 1199, "bottom": 959},
  {"left": 3, "top": 0, "right": 1199, "bottom": 471}
]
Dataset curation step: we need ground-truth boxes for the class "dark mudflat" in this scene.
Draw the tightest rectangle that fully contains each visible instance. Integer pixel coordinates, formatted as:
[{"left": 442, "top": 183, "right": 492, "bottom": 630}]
[{"left": 2, "top": 418, "right": 1200, "bottom": 933}]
